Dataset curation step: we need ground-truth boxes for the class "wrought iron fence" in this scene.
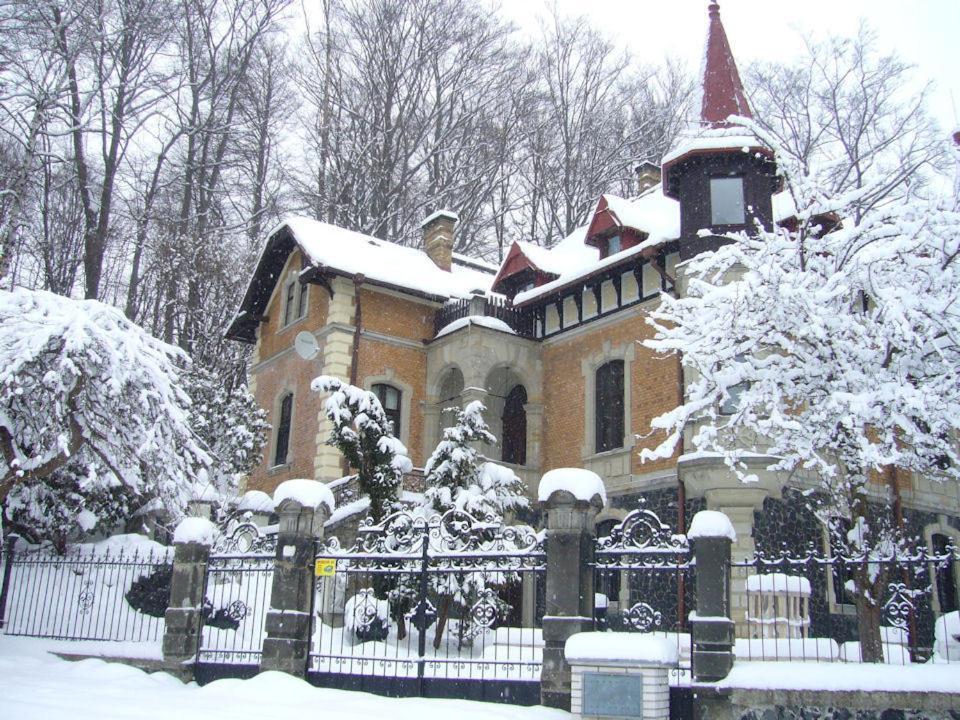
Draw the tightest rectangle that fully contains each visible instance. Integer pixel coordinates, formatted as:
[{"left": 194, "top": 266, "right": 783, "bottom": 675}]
[
  {"left": 593, "top": 506, "right": 693, "bottom": 685},
  {"left": 0, "top": 540, "right": 172, "bottom": 643},
  {"left": 197, "top": 523, "right": 277, "bottom": 666},
  {"left": 730, "top": 547, "right": 960, "bottom": 664},
  {"left": 310, "top": 509, "right": 545, "bottom": 698}
]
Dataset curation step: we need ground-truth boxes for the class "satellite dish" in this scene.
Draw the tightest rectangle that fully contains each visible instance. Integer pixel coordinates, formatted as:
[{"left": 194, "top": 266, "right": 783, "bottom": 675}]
[{"left": 294, "top": 331, "right": 320, "bottom": 360}]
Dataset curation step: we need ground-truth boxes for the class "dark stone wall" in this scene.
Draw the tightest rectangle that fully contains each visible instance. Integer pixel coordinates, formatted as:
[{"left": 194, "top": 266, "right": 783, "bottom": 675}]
[{"left": 752, "top": 488, "right": 951, "bottom": 651}]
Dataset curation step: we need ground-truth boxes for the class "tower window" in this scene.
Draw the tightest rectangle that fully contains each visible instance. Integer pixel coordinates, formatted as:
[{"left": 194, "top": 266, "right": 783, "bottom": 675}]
[
  {"left": 273, "top": 392, "right": 293, "bottom": 466},
  {"left": 710, "top": 177, "right": 745, "bottom": 225},
  {"left": 595, "top": 360, "right": 625, "bottom": 453},
  {"left": 373, "top": 383, "right": 402, "bottom": 438},
  {"left": 282, "top": 279, "right": 308, "bottom": 327}
]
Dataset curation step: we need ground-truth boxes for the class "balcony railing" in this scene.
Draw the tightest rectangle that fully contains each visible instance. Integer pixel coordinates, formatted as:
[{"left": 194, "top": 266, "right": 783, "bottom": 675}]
[{"left": 433, "top": 295, "right": 534, "bottom": 339}]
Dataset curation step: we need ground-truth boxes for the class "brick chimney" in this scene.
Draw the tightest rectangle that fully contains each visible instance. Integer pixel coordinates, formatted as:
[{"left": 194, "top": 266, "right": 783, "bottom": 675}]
[
  {"left": 635, "top": 161, "right": 662, "bottom": 193},
  {"left": 421, "top": 209, "right": 458, "bottom": 272}
]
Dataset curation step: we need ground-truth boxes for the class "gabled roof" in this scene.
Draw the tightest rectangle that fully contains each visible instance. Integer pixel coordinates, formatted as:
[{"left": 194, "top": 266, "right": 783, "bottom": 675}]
[{"left": 227, "top": 217, "right": 494, "bottom": 343}]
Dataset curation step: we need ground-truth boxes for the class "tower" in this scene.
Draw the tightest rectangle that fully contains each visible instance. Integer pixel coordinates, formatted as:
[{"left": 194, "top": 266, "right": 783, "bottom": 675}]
[{"left": 661, "top": 2, "right": 779, "bottom": 261}]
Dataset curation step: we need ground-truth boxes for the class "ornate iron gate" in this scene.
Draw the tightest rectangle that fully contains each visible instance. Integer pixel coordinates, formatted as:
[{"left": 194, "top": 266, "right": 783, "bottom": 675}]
[
  {"left": 309, "top": 509, "right": 545, "bottom": 703},
  {"left": 196, "top": 523, "right": 276, "bottom": 676},
  {"left": 593, "top": 506, "right": 693, "bottom": 686}
]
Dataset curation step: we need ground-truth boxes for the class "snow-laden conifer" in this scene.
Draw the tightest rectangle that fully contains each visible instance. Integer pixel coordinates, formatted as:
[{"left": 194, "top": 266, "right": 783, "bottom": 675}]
[
  {"left": 312, "top": 376, "right": 412, "bottom": 522},
  {"left": 0, "top": 288, "right": 211, "bottom": 545},
  {"left": 642, "top": 119, "right": 960, "bottom": 662},
  {"left": 420, "top": 401, "right": 528, "bottom": 649},
  {"left": 423, "top": 400, "right": 527, "bottom": 521}
]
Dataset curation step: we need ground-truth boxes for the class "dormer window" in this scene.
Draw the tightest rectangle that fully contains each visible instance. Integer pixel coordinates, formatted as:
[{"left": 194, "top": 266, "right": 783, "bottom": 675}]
[{"left": 710, "top": 177, "right": 745, "bottom": 225}]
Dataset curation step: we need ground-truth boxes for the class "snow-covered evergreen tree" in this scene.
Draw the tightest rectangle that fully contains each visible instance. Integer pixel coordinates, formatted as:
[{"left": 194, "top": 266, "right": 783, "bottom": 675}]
[
  {"left": 312, "top": 376, "right": 412, "bottom": 521},
  {"left": 421, "top": 401, "right": 527, "bottom": 649},
  {"left": 0, "top": 288, "right": 211, "bottom": 546},
  {"left": 423, "top": 401, "right": 527, "bottom": 522},
  {"left": 642, "top": 120, "right": 960, "bottom": 662},
  {"left": 182, "top": 365, "right": 268, "bottom": 502}
]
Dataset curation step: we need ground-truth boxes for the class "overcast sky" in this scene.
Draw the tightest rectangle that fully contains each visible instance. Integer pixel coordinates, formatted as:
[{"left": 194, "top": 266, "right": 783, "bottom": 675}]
[{"left": 499, "top": 0, "right": 960, "bottom": 131}]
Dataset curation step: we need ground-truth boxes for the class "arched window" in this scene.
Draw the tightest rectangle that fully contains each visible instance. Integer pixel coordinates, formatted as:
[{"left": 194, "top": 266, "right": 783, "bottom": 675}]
[
  {"left": 373, "top": 383, "right": 401, "bottom": 438},
  {"left": 932, "top": 533, "right": 958, "bottom": 614},
  {"left": 501, "top": 385, "right": 527, "bottom": 465},
  {"left": 274, "top": 392, "right": 293, "bottom": 466},
  {"left": 595, "top": 360, "right": 624, "bottom": 452}
]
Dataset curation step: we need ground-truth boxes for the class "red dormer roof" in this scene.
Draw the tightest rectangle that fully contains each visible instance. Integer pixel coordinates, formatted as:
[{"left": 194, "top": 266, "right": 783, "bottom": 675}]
[
  {"left": 701, "top": 2, "right": 752, "bottom": 127},
  {"left": 585, "top": 195, "right": 649, "bottom": 254},
  {"left": 490, "top": 241, "right": 559, "bottom": 293}
]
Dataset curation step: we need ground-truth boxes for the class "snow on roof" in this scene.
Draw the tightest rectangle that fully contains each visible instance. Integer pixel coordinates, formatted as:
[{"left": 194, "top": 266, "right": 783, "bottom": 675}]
[
  {"left": 565, "top": 631, "right": 679, "bottom": 665},
  {"left": 508, "top": 189, "right": 681, "bottom": 306},
  {"left": 661, "top": 129, "right": 767, "bottom": 167},
  {"left": 273, "top": 478, "right": 336, "bottom": 514},
  {"left": 537, "top": 468, "right": 606, "bottom": 506},
  {"left": 687, "top": 510, "right": 736, "bottom": 541},
  {"left": 435, "top": 315, "right": 517, "bottom": 339},
  {"left": 283, "top": 217, "right": 494, "bottom": 300},
  {"left": 602, "top": 190, "right": 680, "bottom": 242}
]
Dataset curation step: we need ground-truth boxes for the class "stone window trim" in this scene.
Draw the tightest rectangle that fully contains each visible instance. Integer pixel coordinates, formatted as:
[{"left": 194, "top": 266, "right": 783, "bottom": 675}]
[
  {"left": 580, "top": 340, "right": 636, "bottom": 461},
  {"left": 271, "top": 389, "right": 296, "bottom": 469},
  {"left": 924, "top": 521, "right": 960, "bottom": 615},
  {"left": 363, "top": 371, "right": 413, "bottom": 450}
]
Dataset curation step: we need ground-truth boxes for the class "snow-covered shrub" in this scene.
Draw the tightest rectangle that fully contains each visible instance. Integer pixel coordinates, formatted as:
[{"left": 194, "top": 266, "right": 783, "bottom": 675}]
[
  {"left": 125, "top": 565, "right": 172, "bottom": 618},
  {"left": 182, "top": 364, "right": 268, "bottom": 501},
  {"left": 344, "top": 589, "right": 390, "bottom": 643}
]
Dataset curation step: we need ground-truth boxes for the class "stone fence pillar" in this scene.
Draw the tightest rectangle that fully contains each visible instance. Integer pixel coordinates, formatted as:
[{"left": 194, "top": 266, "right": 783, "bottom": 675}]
[
  {"left": 688, "top": 510, "right": 735, "bottom": 683},
  {"left": 162, "top": 517, "right": 218, "bottom": 680},
  {"left": 260, "top": 480, "right": 334, "bottom": 677},
  {"left": 539, "top": 468, "right": 606, "bottom": 710}
]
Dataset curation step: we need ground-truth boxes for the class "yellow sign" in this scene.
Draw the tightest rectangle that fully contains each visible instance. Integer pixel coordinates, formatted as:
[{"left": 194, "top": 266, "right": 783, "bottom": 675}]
[{"left": 314, "top": 558, "right": 337, "bottom": 577}]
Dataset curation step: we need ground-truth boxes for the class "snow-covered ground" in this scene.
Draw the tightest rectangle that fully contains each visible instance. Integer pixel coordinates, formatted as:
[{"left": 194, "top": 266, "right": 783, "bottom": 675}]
[{"left": 0, "top": 636, "right": 567, "bottom": 720}]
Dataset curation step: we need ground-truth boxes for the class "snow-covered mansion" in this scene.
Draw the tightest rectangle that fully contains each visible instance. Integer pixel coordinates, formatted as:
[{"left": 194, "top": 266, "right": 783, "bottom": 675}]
[{"left": 228, "top": 2, "right": 960, "bottom": 631}]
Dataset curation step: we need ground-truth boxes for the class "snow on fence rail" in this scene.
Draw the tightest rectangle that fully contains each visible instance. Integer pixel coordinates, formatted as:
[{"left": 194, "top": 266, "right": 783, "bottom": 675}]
[{"left": 0, "top": 541, "right": 172, "bottom": 643}]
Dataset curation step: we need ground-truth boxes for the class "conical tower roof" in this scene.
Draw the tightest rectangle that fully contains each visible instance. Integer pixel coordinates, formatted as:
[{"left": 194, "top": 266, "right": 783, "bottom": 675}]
[{"left": 700, "top": 1, "right": 752, "bottom": 127}]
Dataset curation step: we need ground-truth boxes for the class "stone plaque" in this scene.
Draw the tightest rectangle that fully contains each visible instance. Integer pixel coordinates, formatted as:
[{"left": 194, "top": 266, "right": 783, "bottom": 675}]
[{"left": 582, "top": 672, "right": 643, "bottom": 718}]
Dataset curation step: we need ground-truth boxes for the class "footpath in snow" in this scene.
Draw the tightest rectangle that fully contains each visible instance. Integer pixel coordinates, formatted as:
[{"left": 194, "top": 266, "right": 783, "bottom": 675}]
[{"left": 0, "top": 636, "right": 567, "bottom": 720}]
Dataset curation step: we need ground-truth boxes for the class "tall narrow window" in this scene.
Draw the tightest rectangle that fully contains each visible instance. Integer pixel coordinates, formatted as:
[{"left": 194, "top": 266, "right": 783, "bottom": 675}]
[
  {"left": 373, "top": 383, "right": 401, "bottom": 438},
  {"left": 274, "top": 392, "right": 293, "bottom": 466},
  {"left": 283, "top": 282, "right": 297, "bottom": 326},
  {"left": 595, "top": 360, "right": 624, "bottom": 453},
  {"left": 282, "top": 279, "right": 307, "bottom": 327},
  {"left": 710, "top": 177, "right": 745, "bottom": 225},
  {"left": 502, "top": 385, "right": 527, "bottom": 465}
]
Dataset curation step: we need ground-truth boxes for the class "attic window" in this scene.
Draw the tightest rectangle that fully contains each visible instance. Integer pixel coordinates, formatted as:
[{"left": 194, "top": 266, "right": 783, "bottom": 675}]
[
  {"left": 710, "top": 177, "right": 745, "bottom": 225},
  {"left": 282, "top": 278, "right": 308, "bottom": 327},
  {"left": 606, "top": 234, "right": 622, "bottom": 256}
]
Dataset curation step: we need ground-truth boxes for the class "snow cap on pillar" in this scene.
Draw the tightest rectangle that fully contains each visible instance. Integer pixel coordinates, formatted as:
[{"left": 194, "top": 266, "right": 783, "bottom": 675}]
[{"left": 700, "top": 2, "right": 752, "bottom": 128}]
